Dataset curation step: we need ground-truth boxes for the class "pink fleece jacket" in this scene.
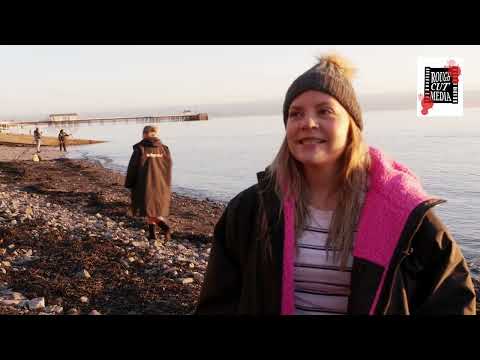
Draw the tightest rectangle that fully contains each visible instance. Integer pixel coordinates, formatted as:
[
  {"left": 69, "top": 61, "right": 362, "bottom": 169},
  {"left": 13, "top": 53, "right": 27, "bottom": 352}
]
[{"left": 281, "top": 147, "right": 436, "bottom": 315}]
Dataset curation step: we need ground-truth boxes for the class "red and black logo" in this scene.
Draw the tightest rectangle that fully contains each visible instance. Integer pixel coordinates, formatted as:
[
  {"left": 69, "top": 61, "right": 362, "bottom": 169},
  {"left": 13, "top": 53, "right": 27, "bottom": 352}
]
[{"left": 421, "top": 63, "right": 461, "bottom": 115}]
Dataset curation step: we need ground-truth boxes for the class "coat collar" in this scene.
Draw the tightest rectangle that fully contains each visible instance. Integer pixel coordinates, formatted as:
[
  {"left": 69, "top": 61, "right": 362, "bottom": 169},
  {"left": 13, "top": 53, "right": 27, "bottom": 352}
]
[{"left": 256, "top": 147, "right": 445, "bottom": 314}]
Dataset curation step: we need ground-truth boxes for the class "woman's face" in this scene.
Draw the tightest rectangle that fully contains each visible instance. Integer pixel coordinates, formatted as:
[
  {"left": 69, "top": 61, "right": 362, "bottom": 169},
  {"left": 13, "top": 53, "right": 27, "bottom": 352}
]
[{"left": 286, "top": 90, "right": 351, "bottom": 168}]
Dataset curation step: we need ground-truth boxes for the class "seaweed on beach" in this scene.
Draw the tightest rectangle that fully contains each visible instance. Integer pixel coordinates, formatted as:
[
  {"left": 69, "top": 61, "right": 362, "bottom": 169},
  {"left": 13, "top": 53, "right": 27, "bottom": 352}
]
[{"left": 0, "top": 159, "right": 224, "bottom": 315}]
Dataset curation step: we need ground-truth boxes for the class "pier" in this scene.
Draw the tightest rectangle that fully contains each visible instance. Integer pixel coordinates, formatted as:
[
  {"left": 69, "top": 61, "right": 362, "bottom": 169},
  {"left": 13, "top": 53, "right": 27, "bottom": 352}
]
[{"left": 1, "top": 112, "right": 209, "bottom": 129}]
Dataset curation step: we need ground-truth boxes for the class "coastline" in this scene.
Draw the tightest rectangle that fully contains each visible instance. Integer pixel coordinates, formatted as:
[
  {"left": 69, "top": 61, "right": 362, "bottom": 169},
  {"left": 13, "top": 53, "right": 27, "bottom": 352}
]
[
  {"left": 0, "top": 133, "right": 105, "bottom": 147},
  {"left": 0, "top": 153, "right": 224, "bottom": 315},
  {"left": 0, "top": 145, "right": 478, "bottom": 314}
]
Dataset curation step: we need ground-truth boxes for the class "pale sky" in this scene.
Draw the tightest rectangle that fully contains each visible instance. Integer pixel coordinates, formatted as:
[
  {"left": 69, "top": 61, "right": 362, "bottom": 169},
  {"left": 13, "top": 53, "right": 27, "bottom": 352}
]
[{"left": 1, "top": 45, "right": 479, "bottom": 119}]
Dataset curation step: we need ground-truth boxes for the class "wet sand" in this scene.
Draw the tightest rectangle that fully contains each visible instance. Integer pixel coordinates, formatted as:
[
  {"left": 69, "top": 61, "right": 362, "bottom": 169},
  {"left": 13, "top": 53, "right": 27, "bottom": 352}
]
[{"left": 0, "top": 145, "right": 68, "bottom": 161}]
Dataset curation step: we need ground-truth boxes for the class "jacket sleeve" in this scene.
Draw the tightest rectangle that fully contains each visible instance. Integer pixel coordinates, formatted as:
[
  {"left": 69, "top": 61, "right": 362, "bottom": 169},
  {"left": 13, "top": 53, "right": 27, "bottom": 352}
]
[
  {"left": 162, "top": 145, "right": 172, "bottom": 187},
  {"left": 195, "top": 204, "right": 243, "bottom": 314},
  {"left": 125, "top": 147, "right": 141, "bottom": 189},
  {"left": 408, "top": 209, "right": 477, "bottom": 315}
]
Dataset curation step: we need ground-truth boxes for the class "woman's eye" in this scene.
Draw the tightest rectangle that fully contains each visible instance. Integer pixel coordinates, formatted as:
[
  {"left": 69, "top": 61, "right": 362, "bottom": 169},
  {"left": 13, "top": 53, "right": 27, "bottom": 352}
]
[
  {"left": 289, "top": 111, "right": 301, "bottom": 118},
  {"left": 318, "top": 108, "right": 334, "bottom": 115}
]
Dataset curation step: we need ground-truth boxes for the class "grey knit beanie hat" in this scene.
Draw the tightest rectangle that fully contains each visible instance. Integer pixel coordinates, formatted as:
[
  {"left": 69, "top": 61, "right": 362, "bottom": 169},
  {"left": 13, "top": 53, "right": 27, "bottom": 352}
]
[{"left": 283, "top": 54, "right": 363, "bottom": 130}]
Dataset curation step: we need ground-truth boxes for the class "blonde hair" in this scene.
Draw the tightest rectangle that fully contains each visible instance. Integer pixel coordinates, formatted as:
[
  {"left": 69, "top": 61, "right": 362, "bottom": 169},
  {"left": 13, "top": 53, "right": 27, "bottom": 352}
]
[{"left": 266, "top": 54, "right": 370, "bottom": 269}]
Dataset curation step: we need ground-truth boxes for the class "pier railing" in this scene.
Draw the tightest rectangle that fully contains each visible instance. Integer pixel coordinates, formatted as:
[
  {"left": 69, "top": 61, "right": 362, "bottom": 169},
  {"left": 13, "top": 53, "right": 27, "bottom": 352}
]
[{"left": 2, "top": 113, "right": 208, "bottom": 128}]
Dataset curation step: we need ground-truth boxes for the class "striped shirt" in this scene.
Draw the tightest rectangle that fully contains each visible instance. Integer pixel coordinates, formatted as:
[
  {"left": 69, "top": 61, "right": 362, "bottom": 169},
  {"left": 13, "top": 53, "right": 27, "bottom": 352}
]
[{"left": 294, "top": 206, "right": 353, "bottom": 315}]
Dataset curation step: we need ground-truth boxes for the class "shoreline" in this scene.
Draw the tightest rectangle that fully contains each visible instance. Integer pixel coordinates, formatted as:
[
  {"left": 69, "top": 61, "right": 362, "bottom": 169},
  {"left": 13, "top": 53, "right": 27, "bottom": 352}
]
[
  {"left": 0, "top": 144, "right": 70, "bottom": 162},
  {"left": 0, "top": 156, "right": 225, "bottom": 315},
  {"left": 0, "top": 133, "right": 105, "bottom": 147},
  {"left": 0, "top": 151, "right": 478, "bottom": 314},
  {"left": 69, "top": 149, "right": 229, "bottom": 204}
]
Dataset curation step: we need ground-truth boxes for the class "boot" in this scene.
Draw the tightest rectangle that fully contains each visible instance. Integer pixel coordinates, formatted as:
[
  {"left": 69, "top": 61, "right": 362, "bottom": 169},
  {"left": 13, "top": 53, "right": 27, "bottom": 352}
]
[
  {"left": 158, "top": 220, "right": 171, "bottom": 243},
  {"left": 163, "top": 228, "right": 171, "bottom": 243},
  {"left": 148, "top": 224, "right": 158, "bottom": 240}
]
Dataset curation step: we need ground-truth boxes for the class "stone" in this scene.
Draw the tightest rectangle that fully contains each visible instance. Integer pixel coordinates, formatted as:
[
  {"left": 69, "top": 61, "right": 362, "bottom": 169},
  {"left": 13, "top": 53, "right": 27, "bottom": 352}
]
[
  {"left": 189, "top": 263, "right": 195, "bottom": 269},
  {"left": 17, "top": 300, "right": 29, "bottom": 308},
  {"left": 164, "top": 267, "right": 179, "bottom": 277},
  {"left": 131, "top": 241, "right": 148, "bottom": 249},
  {"left": 7, "top": 244, "right": 15, "bottom": 249},
  {"left": 0, "top": 298, "right": 22, "bottom": 306},
  {"left": 45, "top": 305, "right": 63, "bottom": 314},
  {"left": 0, "top": 248, "right": 6, "bottom": 256},
  {"left": 10, "top": 220, "right": 17, "bottom": 225},
  {"left": 181, "top": 278, "right": 194, "bottom": 285},
  {"left": 25, "top": 207, "right": 33, "bottom": 217},
  {"left": 80, "top": 296, "right": 89, "bottom": 303},
  {"left": 67, "top": 308, "right": 80, "bottom": 315},
  {"left": 27, "top": 297, "right": 45, "bottom": 310},
  {"left": 152, "top": 240, "right": 164, "bottom": 249},
  {"left": 120, "top": 259, "right": 130, "bottom": 268},
  {"left": 54, "top": 297, "right": 64, "bottom": 306},
  {"left": 89, "top": 310, "right": 101, "bottom": 315},
  {"left": 193, "top": 272, "right": 204, "bottom": 282},
  {"left": 0, "top": 268, "right": 6, "bottom": 274},
  {"left": 1, "top": 261, "right": 11, "bottom": 268},
  {"left": 77, "top": 269, "right": 91, "bottom": 279},
  {"left": 14, "top": 256, "right": 40, "bottom": 266},
  {"left": 177, "top": 244, "right": 186, "bottom": 251},
  {"left": 128, "top": 257, "right": 135, "bottom": 263},
  {"left": 24, "top": 249, "right": 33, "bottom": 257},
  {"left": 4, "top": 292, "right": 26, "bottom": 300},
  {"left": 95, "top": 213, "right": 102, "bottom": 219}
]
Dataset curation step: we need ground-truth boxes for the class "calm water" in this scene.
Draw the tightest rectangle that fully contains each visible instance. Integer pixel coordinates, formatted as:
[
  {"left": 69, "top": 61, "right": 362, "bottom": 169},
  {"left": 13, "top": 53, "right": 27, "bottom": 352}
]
[{"left": 34, "top": 108, "right": 480, "bottom": 272}]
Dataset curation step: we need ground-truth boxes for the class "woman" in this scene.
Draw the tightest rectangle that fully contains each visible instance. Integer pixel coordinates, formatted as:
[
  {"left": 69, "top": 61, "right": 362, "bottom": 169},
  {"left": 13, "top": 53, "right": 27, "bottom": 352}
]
[
  {"left": 125, "top": 125, "right": 172, "bottom": 242},
  {"left": 196, "top": 54, "right": 476, "bottom": 315}
]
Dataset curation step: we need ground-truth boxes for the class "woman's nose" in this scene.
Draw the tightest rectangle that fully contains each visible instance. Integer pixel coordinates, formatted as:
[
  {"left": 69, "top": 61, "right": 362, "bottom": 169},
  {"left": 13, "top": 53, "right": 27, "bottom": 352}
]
[{"left": 302, "top": 115, "right": 318, "bottom": 129}]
